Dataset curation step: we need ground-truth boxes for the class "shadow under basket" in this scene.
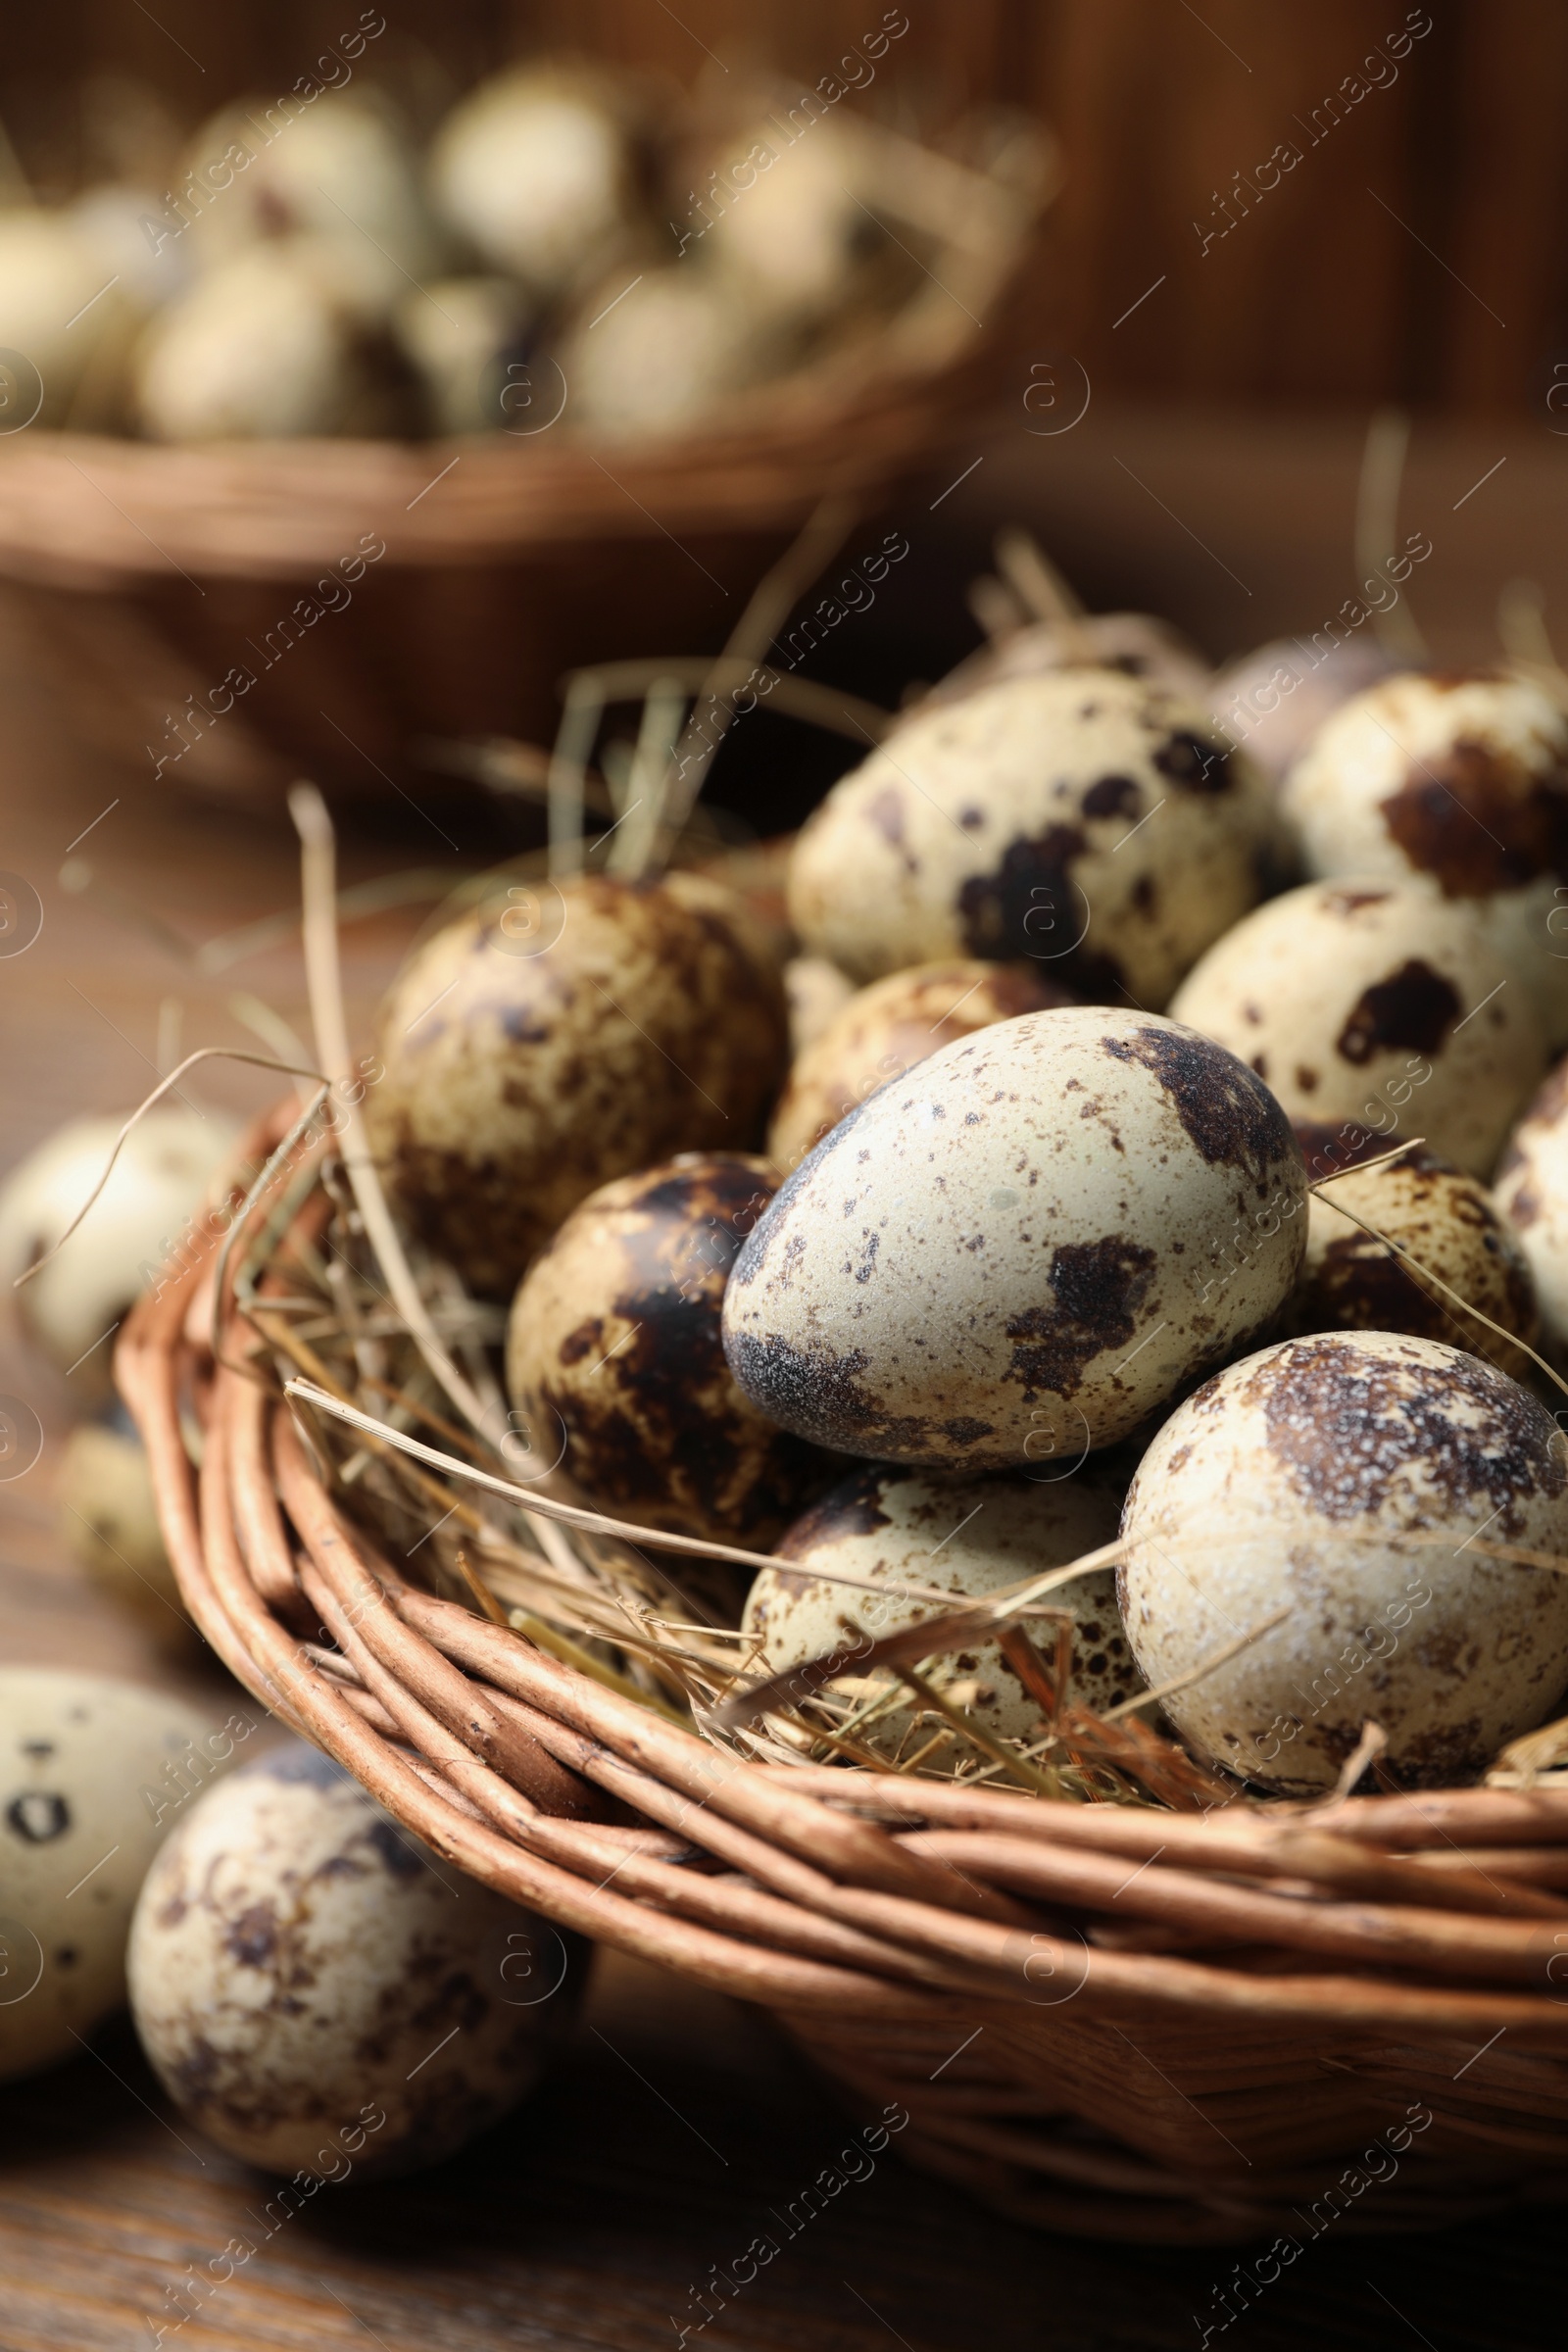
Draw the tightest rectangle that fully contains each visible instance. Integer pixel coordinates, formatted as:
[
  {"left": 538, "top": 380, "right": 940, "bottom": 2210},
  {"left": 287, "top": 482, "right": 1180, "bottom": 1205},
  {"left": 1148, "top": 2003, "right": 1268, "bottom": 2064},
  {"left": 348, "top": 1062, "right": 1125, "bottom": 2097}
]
[{"left": 120, "top": 1121, "right": 1568, "bottom": 2246}]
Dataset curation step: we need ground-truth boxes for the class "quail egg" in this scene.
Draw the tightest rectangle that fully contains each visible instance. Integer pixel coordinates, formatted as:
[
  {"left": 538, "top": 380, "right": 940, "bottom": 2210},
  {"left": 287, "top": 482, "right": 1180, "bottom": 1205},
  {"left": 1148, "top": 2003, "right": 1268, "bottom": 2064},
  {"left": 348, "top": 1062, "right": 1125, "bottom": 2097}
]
[
  {"left": 128, "top": 1742, "right": 582, "bottom": 2176},
  {"left": 786, "top": 671, "right": 1276, "bottom": 1006},
  {"left": 0, "top": 1668, "right": 244, "bottom": 2083},
  {"left": 58, "top": 1415, "right": 192, "bottom": 1646},
  {"left": 1494, "top": 1056, "right": 1568, "bottom": 1351},
  {"left": 561, "top": 267, "right": 777, "bottom": 438},
  {"left": 742, "top": 1463, "right": 1140, "bottom": 1763},
  {"left": 1168, "top": 880, "right": 1546, "bottom": 1179},
  {"left": 0, "top": 1107, "right": 238, "bottom": 1399},
  {"left": 134, "top": 241, "right": 366, "bottom": 439},
  {"left": 723, "top": 1006, "right": 1307, "bottom": 1469},
  {"left": 1282, "top": 671, "right": 1568, "bottom": 1046},
  {"left": 1119, "top": 1331, "right": 1568, "bottom": 1793},
  {"left": 922, "top": 612, "right": 1211, "bottom": 712},
  {"left": 507, "top": 1153, "right": 835, "bottom": 1545},
  {"left": 1285, "top": 1132, "right": 1539, "bottom": 1378},
  {"left": 782, "top": 956, "right": 856, "bottom": 1055},
  {"left": 366, "top": 872, "right": 788, "bottom": 1298},
  {"left": 392, "top": 275, "right": 529, "bottom": 436},
  {"left": 767, "top": 957, "right": 1073, "bottom": 1172},
  {"left": 1211, "top": 636, "right": 1402, "bottom": 789},
  {"left": 180, "top": 95, "right": 441, "bottom": 319},
  {"left": 429, "top": 68, "right": 634, "bottom": 300},
  {"left": 0, "top": 210, "right": 136, "bottom": 427}
]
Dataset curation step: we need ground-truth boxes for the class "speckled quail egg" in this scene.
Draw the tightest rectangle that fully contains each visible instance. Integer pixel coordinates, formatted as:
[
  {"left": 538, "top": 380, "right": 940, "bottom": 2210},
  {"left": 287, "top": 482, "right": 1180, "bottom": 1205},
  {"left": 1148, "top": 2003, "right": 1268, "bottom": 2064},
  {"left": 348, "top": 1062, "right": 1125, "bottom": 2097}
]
[
  {"left": 1211, "top": 636, "right": 1402, "bottom": 790},
  {"left": 134, "top": 242, "right": 364, "bottom": 439},
  {"left": 783, "top": 956, "right": 856, "bottom": 1054},
  {"left": 723, "top": 1006, "right": 1307, "bottom": 1470},
  {"left": 366, "top": 872, "right": 788, "bottom": 1299},
  {"left": 1282, "top": 671, "right": 1568, "bottom": 1047},
  {"left": 392, "top": 275, "right": 529, "bottom": 436},
  {"left": 1284, "top": 1132, "right": 1539, "bottom": 1378},
  {"left": 180, "top": 96, "right": 441, "bottom": 320},
  {"left": 0, "top": 1107, "right": 238, "bottom": 1399},
  {"left": 1494, "top": 1057, "right": 1568, "bottom": 1350},
  {"left": 786, "top": 671, "right": 1277, "bottom": 1007},
  {"left": 58, "top": 1415, "right": 193, "bottom": 1647},
  {"left": 507, "top": 1153, "right": 835, "bottom": 1545},
  {"left": 1168, "top": 880, "right": 1546, "bottom": 1180},
  {"left": 702, "top": 115, "right": 890, "bottom": 324},
  {"left": 742, "top": 1463, "right": 1140, "bottom": 1763},
  {"left": 561, "top": 267, "right": 777, "bottom": 438},
  {"left": 767, "top": 958, "right": 1073, "bottom": 1172},
  {"left": 428, "top": 69, "right": 634, "bottom": 300},
  {"left": 0, "top": 209, "right": 135, "bottom": 426},
  {"left": 1119, "top": 1331, "right": 1568, "bottom": 1792},
  {"left": 128, "top": 1742, "right": 582, "bottom": 2177},
  {"left": 0, "top": 1668, "right": 242, "bottom": 2083},
  {"left": 922, "top": 612, "right": 1211, "bottom": 713}
]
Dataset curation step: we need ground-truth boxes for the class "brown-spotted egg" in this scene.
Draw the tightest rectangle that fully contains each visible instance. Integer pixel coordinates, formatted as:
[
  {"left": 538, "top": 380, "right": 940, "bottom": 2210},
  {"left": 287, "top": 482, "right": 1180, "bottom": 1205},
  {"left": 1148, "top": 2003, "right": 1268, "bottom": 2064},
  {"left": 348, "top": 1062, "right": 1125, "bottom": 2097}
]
[
  {"left": 723, "top": 1006, "right": 1308, "bottom": 1470},
  {"left": 128, "top": 1742, "right": 582, "bottom": 2177},
  {"left": 742, "top": 1463, "right": 1140, "bottom": 1762},
  {"left": 786, "top": 670, "right": 1276, "bottom": 1006},
  {"left": 767, "top": 958, "right": 1073, "bottom": 1173},
  {"left": 1282, "top": 670, "right": 1568, "bottom": 1046},
  {"left": 1168, "top": 880, "right": 1546, "bottom": 1178},
  {"left": 506, "top": 1153, "right": 836, "bottom": 1545},
  {"left": 1118, "top": 1331, "right": 1568, "bottom": 1792},
  {"left": 367, "top": 872, "right": 788, "bottom": 1298}
]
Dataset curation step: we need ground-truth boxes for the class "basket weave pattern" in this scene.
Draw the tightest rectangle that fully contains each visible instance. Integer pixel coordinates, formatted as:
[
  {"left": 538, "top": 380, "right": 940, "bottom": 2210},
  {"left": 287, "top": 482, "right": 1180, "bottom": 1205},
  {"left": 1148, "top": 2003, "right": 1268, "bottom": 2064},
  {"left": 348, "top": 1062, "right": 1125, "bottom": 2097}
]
[{"left": 120, "top": 1136, "right": 1568, "bottom": 2244}]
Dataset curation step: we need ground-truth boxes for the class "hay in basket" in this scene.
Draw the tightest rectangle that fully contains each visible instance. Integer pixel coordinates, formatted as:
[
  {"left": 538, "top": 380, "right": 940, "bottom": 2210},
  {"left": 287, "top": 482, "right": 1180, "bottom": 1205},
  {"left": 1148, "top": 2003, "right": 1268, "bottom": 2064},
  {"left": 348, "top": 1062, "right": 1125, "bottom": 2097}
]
[{"left": 74, "top": 647, "right": 1568, "bottom": 2242}]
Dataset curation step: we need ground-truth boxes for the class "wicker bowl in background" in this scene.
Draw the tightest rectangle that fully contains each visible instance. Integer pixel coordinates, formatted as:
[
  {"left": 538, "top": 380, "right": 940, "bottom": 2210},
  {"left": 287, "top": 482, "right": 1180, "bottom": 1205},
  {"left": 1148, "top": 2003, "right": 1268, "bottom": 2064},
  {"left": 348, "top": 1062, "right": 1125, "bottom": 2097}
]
[{"left": 0, "top": 127, "right": 1054, "bottom": 812}]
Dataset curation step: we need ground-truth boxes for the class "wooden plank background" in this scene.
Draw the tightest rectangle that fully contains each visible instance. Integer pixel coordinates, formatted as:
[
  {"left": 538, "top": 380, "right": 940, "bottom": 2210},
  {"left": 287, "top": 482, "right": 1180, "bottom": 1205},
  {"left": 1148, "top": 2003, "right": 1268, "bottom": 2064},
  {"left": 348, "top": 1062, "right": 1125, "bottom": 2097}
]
[{"left": 3, "top": 1, "right": 1567, "bottom": 418}]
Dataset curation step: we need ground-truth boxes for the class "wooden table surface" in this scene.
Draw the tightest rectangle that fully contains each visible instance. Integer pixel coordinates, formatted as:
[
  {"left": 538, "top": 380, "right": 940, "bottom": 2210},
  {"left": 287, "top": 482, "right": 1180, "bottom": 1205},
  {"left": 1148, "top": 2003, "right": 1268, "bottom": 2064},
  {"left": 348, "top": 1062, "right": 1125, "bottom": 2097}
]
[{"left": 1, "top": 409, "right": 1563, "bottom": 2350}]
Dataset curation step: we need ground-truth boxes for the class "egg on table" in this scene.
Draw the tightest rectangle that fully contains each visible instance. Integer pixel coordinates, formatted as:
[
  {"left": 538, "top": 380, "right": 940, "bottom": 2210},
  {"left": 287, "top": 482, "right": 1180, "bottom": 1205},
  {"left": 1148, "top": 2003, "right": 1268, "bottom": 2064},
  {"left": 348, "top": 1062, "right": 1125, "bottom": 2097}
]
[
  {"left": 0, "top": 1106, "right": 238, "bottom": 1399},
  {"left": 1494, "top": 1056, "right": 1568, "bottom": 1351},
  {"left": 1119, "top": 1331, "right": 1568, "bottom": 1792},
  {"left": 366, "top": 872, "right": 789, "bottom": 1298},
  {"left": 786, "top": 671, "right": 1277, "bottom": 1007},
  {"left": 1211, "top": 636, "right": 1402, "bottom": 790},
  {"left": 58, "top": 1415, "right": 192, "bottom": 1646},
  {"left": 1168, "top": 880, "right": 1546, "bottom": 1179},
  {"left": 767, "top": 957, "right": 1074, "bottom": 1172},
  {"left": 1285, "top": 1131, "right": 1540, "bottom": 1378},
  {"left": 507, "top": 1153, "right": 836, "bottom": 1545},
  {"left": 428, "top": 68, "right": 635, "bottom": 301},
  {"left": 128, "top": 1742, "right": 583, "bottom": 2177},
  {"left": 1281, "top": 670, "right": 1568, "bottom": 1047},
  {"left": 742, "top": 1462, "right": 1140, "bottom": 1763},
  {"left": 0, "top": 1668, "right": 242, "bottom": 2083},
  {"left": 723, "top": 1006, "right": 1308, "bottom": 1470}
]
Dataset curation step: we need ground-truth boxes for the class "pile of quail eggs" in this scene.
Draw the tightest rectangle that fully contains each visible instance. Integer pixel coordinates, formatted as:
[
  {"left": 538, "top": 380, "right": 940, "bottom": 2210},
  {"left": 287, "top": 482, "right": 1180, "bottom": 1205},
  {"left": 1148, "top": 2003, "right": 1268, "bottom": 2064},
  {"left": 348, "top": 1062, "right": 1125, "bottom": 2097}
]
[
  {"left": 13, "top": 539, "right": 1568, "bottom": 2184},
  {"left": 3, "top": 53, "right": 1015, "bottom": 443}
]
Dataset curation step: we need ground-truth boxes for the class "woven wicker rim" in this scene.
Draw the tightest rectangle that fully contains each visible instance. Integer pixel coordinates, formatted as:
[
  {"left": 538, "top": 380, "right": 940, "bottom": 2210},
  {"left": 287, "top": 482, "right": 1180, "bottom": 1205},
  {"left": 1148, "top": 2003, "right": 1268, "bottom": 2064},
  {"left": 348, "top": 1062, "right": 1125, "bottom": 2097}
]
[{"left": 117, "top": 1113, "right": 1568, "bottom": 2058}]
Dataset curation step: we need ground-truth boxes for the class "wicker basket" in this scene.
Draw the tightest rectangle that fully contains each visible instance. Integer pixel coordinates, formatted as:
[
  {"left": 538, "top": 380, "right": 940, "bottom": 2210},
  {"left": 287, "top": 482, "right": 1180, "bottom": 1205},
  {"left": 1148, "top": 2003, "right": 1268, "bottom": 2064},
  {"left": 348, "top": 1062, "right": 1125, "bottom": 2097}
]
[
  {"left": 0, "top": 143, "right": 1052, "bottom": 809},
  {"left": 115, "top": 1102, "right": 1568, "bottom": 2246}
]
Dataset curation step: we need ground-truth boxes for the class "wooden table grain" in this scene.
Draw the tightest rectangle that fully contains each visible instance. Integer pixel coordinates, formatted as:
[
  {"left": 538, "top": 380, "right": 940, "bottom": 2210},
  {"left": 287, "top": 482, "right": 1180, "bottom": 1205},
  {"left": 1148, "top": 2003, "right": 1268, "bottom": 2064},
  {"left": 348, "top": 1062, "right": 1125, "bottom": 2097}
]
[{"left": 1, "top": 414, "right": 1562, "bottom": 2351}]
